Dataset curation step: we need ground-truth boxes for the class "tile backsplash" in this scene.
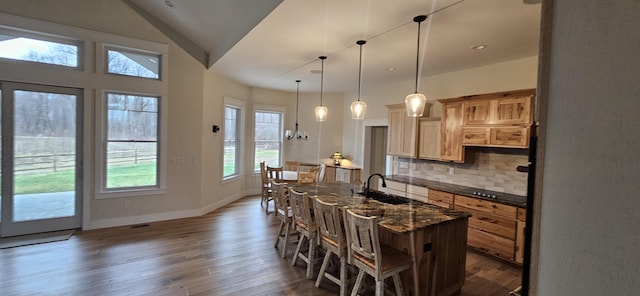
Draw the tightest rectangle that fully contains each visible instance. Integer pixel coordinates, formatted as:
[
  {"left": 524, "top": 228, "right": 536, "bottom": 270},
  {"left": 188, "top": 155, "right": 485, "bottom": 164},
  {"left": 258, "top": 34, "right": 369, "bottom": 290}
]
[{"left": 393, "top": 148, "right": 529, "bottom": 196}]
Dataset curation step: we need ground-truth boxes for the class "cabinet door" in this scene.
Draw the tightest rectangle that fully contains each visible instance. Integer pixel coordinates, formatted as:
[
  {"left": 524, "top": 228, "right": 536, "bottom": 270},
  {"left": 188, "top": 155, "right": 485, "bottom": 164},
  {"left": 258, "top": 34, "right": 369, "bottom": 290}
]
[
  {"left": 440, "top": 101, "right": 464, "bottom": 162},
  {"left": 463, "top": 99, "right": 492, "bottom": 125},
  {"left": 462, "top": 127, "right": 490, "bottom": 145},
  {"left": 490, "top": 127, "right": 529, "bottom": 147},
  {"left": 400, "top": 116, "right": 419, "bottom": 157},
  {"left": 387, "top": 108, "right": 404, "bottom": 155},
  {"left": 494, "top": 95, "right": 532, "bottom": 125},
  {"left": 418, "top": 120, "right": 441, "bottom": 160}
]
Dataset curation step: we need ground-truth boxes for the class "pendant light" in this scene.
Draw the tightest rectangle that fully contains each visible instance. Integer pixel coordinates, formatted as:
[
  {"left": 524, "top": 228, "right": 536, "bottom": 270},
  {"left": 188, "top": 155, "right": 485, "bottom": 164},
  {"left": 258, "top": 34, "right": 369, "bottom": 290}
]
[
  {"left": 285, "top": 80, "right": 308, "bottom": 140},
  {"left": 405, "top": 15, "right": 428, "bottom": 117},
  {"left": 351, "top": 40, "right": 367, "bottom": 120},
  {"left": 315, "top": 56, "right": 328, "bottom": 122}
]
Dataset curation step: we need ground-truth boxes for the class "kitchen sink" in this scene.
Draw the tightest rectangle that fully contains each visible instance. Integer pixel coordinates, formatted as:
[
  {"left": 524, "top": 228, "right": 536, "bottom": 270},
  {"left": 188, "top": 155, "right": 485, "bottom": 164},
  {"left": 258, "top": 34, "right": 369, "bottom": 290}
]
[{"left": 358, "top": 190, "right": 411, "bottom": 205}]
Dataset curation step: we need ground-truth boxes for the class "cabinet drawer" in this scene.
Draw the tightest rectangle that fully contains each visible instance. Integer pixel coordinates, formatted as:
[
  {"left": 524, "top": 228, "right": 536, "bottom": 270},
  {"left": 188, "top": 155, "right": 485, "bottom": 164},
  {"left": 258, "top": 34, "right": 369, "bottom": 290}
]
[
  {"left": 456, "top": 205, "right": 516, "bottom": 240},
  {"left": 468, "top": 228, "right": 515, "bottom": 261},
  {"left": 462, "top": 127, "right": 490, "bottom": 145},
  {"left": 428, "top": 190, "right": 454, "bottom": 206},
  {"left": 490, "top": 127, "right": 529, "bottom": 147},
  {"left": 515, "top": 220, "right": 526, "bottom": 264},
  {"left": 455, "top": 195, "right": 517, "bottom": 219}
]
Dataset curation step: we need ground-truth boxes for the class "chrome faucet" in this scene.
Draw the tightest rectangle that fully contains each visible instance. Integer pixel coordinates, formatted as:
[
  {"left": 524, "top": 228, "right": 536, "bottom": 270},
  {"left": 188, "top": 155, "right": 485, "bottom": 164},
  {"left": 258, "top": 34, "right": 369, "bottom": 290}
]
[{"left": 365, "top": 173, "right": 386, "bottom": 198}]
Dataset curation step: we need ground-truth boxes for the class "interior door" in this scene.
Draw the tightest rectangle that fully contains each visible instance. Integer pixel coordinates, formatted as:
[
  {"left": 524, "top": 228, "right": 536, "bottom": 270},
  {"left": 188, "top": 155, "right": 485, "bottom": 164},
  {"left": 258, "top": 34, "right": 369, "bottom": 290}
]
[{"left": 0, "top": 81, "right": 82, "bottom": 237}]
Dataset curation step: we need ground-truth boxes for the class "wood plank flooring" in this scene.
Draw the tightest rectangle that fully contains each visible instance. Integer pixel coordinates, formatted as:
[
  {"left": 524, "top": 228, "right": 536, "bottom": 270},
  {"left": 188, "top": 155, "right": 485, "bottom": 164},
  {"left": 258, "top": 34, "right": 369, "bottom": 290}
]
[{"left": 0, "top": 195, "right": 521, "bottom": 296}]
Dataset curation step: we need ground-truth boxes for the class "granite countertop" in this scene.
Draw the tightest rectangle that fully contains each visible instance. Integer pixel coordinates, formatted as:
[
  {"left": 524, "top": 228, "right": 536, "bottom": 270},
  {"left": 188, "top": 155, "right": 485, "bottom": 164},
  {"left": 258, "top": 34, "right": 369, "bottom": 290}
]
[
  {"left": 292, "top": 182, "right": 470, "bottom": 234},
  {"left": 385, "top": 175, "right": 527, "bottom": 208}
]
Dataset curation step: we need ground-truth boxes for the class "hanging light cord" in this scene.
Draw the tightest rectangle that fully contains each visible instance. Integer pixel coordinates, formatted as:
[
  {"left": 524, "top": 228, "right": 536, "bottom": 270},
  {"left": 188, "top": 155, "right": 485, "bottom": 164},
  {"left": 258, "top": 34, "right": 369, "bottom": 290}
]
[
  {"left": 357, "top": 40, "right": 365, "bottom": 101},
  {"left": 295, "top": 79, "right": 300, "bottom": 124},
  {"left": 319, "top": 56, "right": 325, "bottom": 106},
  {"left": 414, "top": 19, "right": 422, "bottom": 94}
]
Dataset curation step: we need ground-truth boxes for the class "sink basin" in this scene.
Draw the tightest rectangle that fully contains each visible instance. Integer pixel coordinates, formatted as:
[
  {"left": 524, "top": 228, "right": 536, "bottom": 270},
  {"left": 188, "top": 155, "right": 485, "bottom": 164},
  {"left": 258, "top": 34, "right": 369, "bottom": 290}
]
[{"left": 358, "top": 190, "right": 411, "bottom": 205}]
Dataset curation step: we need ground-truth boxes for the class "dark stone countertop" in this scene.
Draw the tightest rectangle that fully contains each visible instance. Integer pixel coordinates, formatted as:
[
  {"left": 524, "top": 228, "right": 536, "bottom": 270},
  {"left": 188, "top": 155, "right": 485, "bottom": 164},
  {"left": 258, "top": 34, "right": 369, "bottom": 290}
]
[
  {"left": 384, "top": 175, "right": 527, "bottom": 208},
  {"left": 292, "top": 182, "right": 470, "bottom": 234}
]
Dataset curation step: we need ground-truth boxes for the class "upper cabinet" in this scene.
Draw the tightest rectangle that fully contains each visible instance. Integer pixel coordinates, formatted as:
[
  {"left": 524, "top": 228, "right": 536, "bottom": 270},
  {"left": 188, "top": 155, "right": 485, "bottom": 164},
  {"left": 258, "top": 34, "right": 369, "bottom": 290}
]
[
  {"left": 386, "top": 103, "right": 432, "bottom": 157},
  {"left": 442, "top": 89, "right": 535, "bottom": 153},
  {"left": 418, "top": 119, "right": 441, "bottom": 160},
  {"left": 439, "top": 100, "right": 464, "bottom": 162}
]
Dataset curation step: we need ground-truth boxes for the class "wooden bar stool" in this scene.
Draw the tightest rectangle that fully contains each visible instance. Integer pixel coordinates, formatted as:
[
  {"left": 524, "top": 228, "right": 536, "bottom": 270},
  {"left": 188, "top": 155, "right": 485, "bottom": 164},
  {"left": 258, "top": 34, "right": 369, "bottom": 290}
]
[
  {"left": 289, "top": 188, "right": 317, "bottom": 279},
  {"left": 314, "top": 198, "right": 352, "bottom": 296},
  {"left": 343, "top": 209, "right": 413, "bottom": 296},
  {"left": 284, "top": 160, "right": 300, "bottom": 171},
  {"left": 267, "top": 166, "right": 284, "bottom": 182}
]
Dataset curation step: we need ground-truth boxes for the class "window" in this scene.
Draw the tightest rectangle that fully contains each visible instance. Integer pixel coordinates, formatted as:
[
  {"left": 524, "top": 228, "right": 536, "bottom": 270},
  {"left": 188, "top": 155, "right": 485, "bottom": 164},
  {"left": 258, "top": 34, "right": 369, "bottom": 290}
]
[
  {"left": 0, "top": 31, "right": 80, "bottom": 68},
  {"left": 106, "top": 47, "right": 160, "bottom": 79},
  {"left": 223, "top": 97, "right": 245, "bottom": 179},
  {"left": 254, "top": 107, "right": 284, "bottom": 171},
  {"left": 104, "top": 92, "right": 159, "bottom": 190}
]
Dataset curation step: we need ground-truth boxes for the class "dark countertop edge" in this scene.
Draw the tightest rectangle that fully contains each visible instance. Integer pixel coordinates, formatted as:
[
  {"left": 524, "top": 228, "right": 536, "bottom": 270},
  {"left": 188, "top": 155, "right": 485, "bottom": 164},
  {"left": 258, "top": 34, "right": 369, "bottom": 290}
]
[{"left": 385, "top": 175, "right": 527, "bottom": 208}]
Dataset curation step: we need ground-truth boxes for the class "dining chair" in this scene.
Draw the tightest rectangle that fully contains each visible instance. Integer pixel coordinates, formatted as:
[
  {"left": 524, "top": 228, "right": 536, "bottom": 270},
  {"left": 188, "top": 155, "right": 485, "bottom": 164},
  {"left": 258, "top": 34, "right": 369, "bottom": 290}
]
[
  {"left": 267, "top": 166, "right": 284, "bottom": 182},
  {"left": 343, "top": 209, "right": 413, "bottom": 296},
  {"left": 259, "top": 161, "right": 273, "bottom": 213},
  {"left": 314, "top": 198, "right": 352, "bottom": 296},
  {"left": 289, "top": 188, "right": 317, "bottom": 279},
  {"left": 272, "top": 180, "right": 296, "bottom": 258},
  {"left": 284, "top": 160, "right": 300, "bottom": 171}
]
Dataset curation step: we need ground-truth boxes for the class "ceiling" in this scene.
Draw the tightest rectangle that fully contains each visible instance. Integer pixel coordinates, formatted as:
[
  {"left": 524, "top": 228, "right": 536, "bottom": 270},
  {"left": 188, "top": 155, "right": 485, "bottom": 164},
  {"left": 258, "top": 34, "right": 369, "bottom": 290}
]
[{"left": 126, "top": 0, "right": 541, "bottom": 93}]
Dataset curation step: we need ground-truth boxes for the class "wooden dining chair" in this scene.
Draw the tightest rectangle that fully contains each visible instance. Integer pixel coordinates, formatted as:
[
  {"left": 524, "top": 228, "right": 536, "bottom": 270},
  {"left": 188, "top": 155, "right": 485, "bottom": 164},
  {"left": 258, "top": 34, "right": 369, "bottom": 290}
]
[
  {"left": 343, "top": 209, "right": 413, "bottom": 296},
  {"left": 284, "top": 160, "right": 300, "bottom": 171},
  {"left": 272, "top": 180, "right": 296, "bottom": 258},
  {"left": 314, "top": 198, "right": 352, "bottom": 296},
  {"left": 259, "top": 161, "right": 273, "bottom": 213},
  {"left": 267, "top": 166, "right": 284, "bottom": 182},
  {"left": 289, "top": 188, "right": 317, "bottom": 279}
]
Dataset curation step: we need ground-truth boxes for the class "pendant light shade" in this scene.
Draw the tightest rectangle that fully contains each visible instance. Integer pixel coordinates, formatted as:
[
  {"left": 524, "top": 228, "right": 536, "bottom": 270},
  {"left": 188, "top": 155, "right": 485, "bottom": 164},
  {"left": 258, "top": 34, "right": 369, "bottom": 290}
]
[
  {"left": 405, "top": 15, "right": 428, "bottom": 118},
  {"left": 315, "top": 56, "right": 328, "bottom": 122},
  {"left": 351, "top": 40, "right": 367, "bottom": 120},
  {"left": 286, "top": 80, "right": 308, "bottom": 140}
]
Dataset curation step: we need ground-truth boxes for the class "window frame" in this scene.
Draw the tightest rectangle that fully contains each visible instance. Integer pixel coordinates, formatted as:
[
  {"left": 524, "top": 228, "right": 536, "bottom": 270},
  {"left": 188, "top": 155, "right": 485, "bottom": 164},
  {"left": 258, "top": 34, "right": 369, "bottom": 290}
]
[
  {"left": 223, "top": 96, "right": 246, "bottom": 181},
  {"left": 104, "top": 45, "right": 162, "bottom": 80},
  {"left": 0, "top": 27, "right": 84, "bottom": 70},
  {"left": 253, "top": 104, "right": 285, "bottom": 173}
]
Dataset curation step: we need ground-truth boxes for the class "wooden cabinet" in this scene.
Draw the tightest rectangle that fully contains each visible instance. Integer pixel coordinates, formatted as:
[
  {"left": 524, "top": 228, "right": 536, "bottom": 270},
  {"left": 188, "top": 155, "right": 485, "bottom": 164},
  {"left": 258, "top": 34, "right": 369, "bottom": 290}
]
[
  {"left": 439, "top": 100, "right": 464, "bottom": 162},
  {"left": 386, "top": 103, "right": 432, "bottom": 157},
  {"left": 515, "top": 207, "right": 527, "bottom": 264},
  {"left": 323, "top": 165, "right": 361, "bottom": 183},
  {"left": 418, "top": 119, "right": 441, "bottom": 160},
  {"left": 454, "top": 195, "right": 523, "bottom": 263},
  {"left": 427, "top": 189, "right": 455, "bottom": 209}
]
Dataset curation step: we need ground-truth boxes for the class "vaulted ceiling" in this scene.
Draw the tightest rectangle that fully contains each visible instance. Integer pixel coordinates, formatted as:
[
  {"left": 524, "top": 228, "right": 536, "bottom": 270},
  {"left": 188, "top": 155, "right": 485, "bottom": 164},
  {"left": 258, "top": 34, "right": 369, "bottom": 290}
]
[{"left": 126, "top": 0, "right": 541, "bottom": 93}]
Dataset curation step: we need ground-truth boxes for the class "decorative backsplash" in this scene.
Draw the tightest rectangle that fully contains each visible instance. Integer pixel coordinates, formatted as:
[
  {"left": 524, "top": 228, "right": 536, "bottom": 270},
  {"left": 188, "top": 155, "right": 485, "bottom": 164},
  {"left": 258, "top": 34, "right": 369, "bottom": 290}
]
[{"left": 393, "top": 148, "right": 529, "bottom": 196}]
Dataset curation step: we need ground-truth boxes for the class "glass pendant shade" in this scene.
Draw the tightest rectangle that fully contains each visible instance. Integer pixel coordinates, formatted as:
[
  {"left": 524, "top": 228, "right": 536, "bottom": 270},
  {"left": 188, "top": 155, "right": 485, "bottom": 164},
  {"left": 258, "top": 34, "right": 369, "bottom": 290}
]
[
  {"left": 405, "top": 93, "right": 427, "bottom": 117},
  {"left": 351, "top": 100, "right": 367, "bottom": 120},
  {"left": 315, "top": 105, "right": 328, "bottom": 122}
]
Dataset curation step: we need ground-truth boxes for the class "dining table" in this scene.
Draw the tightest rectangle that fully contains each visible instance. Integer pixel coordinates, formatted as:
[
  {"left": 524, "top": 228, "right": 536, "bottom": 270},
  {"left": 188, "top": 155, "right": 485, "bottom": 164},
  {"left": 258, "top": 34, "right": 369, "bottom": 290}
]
[{"left": 292, "top": 182, "right": 470, "bottom": 296}]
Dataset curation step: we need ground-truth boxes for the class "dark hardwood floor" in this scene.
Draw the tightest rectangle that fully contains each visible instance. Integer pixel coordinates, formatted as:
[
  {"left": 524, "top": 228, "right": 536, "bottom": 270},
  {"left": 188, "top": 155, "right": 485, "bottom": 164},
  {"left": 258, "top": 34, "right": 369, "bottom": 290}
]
[{"left": 0, "top": 195, "right": 521, "bottom": 295}]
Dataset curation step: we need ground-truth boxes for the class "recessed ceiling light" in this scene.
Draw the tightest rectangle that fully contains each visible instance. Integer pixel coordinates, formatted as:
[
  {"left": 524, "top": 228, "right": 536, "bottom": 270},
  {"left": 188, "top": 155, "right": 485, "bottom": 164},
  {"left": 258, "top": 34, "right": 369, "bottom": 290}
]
[
  {"left": 164, "top": 0, "right": 175, "bottom": 8},
  {"left": 471, "top": 44, "right": 487, "bottom": 50},
  {"left": 310, "top": 69, "right": 322, "bottom": 74},
  {"left": 386, "top": 67, "right": 396, "bottom": 71}
]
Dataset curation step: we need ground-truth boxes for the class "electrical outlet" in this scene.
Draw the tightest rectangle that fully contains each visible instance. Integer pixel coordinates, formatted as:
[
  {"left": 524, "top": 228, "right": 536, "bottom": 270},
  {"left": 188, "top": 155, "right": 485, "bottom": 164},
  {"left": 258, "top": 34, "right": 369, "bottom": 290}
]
[{"left": 449, "top": 167, "right": 454, "bottom": 175}]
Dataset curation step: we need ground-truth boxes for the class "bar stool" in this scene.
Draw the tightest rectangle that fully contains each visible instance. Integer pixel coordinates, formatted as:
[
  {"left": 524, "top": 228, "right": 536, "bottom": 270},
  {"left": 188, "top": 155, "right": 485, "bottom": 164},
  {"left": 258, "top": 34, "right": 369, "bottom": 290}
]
[
  {"left": 314, "top": 198, "right": 351, "bottom": 296},
  {"left": 343, "top": 209, "right": 413, "bottom": 296},
  {"left": 272, "top": 180, "right": 296, "bottom": 258},
  {"left": 289, "top": 188, "right": 317, "bottom": 279}
]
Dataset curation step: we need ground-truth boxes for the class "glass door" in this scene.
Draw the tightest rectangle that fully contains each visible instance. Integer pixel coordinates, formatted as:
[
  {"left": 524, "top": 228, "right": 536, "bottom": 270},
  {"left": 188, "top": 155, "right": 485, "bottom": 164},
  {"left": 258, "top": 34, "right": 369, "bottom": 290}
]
[{"left": 0, "top": 82, "right": 82, "bottom": 237}]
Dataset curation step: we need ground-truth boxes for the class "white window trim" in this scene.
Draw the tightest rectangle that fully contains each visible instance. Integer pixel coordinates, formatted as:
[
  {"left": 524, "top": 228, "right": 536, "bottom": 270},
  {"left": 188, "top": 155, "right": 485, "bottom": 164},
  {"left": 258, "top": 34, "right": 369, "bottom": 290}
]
[
  {"left": 223, "top": 96, "right": 246, "bottom": 182},
  {"left": 94, "top": 90, "right": 168, "bottom": 199},
  {"left": 253, "top": 103, "right": 285, "bottom": 173}
]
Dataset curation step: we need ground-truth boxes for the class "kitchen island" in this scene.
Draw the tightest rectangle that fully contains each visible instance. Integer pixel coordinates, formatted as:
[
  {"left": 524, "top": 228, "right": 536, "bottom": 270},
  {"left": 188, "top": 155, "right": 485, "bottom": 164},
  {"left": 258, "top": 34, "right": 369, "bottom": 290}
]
[{"left": 293, "top": 182, "right": 470, "bottom": 296}]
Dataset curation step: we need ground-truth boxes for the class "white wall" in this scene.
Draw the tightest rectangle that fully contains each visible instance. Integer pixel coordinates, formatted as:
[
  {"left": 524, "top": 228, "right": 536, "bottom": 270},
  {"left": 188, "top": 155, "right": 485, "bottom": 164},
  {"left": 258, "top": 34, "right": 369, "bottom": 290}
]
[
  {"left": 341, "top": 56, "right": 539, "bottom": 167},
  {"left": 536, "top": 1, "right": 640, "bottom": 295}
]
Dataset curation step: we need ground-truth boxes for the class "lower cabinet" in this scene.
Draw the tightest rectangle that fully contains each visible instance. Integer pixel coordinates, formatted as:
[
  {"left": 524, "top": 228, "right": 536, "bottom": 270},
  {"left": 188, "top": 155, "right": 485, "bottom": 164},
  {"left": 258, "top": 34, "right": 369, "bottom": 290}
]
[
  {"left": 454, "top": 195, "right": 524, "bottom": 264},
  {"left": 324, "top": 165, "right": 361, "bottom": 183}
]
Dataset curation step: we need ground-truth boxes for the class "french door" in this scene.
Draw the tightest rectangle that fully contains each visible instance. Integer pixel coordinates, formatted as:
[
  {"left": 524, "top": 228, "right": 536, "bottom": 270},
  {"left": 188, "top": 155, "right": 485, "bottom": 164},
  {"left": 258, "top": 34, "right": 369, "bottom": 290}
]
[{"left": 0, "top": 82, "right": 82, "bottom": 237}]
